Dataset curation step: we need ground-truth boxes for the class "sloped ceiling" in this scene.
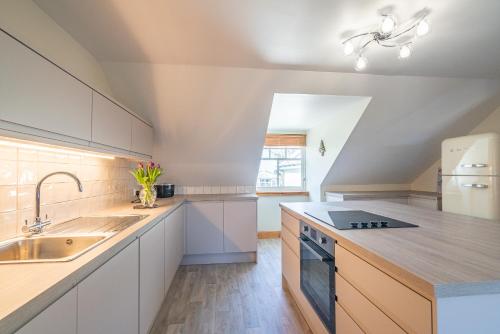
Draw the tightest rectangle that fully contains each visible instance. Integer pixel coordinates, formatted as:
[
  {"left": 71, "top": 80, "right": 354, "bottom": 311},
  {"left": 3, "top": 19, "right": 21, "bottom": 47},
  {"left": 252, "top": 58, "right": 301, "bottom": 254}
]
[
  {"left": 100, "top": 63, "right": 500, "bottom": 185},
  {"left": 34, "top": 0, "right": 500, "bottom": 187}
]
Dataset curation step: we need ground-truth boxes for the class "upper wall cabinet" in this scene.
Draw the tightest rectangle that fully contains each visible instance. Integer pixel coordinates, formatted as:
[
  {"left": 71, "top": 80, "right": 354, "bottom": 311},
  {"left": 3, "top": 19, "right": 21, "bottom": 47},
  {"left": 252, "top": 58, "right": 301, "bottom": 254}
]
[
  {"left": 91, "top": 91, "right": 132, "bottom": 151},
  {"left": 0, "top": 31, "right": 92, "bottom": 141},
  {"left": 131, "top": 117, "right": 153, "bottom": 156}
]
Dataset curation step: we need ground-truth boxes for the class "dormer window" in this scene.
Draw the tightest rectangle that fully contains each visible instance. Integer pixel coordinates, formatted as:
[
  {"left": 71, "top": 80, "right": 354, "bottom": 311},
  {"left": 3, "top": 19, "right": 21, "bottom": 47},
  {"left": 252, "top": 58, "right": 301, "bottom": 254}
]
[{"left": 256, "top": 134, "right": 306, "bottom": 192}]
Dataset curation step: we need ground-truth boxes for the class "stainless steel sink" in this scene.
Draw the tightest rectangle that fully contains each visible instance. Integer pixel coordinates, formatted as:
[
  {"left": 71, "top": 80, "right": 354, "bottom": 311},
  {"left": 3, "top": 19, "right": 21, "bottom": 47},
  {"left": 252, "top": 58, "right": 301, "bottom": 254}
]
[
  {"left": 0, "top": 214, "right": 148, "bottom": 264},
  {"left": 0, "top": 233, "right": 114, "bottom": 264}
]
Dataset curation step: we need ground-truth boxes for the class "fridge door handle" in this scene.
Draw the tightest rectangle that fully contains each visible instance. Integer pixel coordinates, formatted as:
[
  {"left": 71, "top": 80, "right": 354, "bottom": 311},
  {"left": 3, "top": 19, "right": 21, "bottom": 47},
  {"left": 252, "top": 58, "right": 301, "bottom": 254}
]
[
  {"left": 462, "top": 183, "right": 489, "bottom": 189},
  {"left": 460, "top": 163, "right": 488, "bottom": 168}
]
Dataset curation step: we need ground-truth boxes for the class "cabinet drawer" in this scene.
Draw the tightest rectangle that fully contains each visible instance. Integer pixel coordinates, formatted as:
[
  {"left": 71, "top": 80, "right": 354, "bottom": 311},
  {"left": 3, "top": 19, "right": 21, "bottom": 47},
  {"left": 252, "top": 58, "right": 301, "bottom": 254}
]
[
  {"left": 336, "top": 302, "right": 364, "bottom": 334},
  {"left": 336, "top": 245, "right": 432, "bottom": 334},
  {"left": 281, "top": 210, "right": 300, "bottom": 237},
  {"left": 281, "top": 223, "right": 299, "bottom": 257},
  {"left": 336, "top": 274, "right": 404, "bottom": 334}
]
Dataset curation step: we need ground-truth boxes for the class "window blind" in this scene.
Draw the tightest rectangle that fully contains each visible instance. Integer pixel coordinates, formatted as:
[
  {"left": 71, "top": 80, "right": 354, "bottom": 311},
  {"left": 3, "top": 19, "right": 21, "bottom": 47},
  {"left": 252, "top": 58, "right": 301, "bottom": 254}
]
[{"left": 264, "top": 134, "right": 306, "bottom": 147}]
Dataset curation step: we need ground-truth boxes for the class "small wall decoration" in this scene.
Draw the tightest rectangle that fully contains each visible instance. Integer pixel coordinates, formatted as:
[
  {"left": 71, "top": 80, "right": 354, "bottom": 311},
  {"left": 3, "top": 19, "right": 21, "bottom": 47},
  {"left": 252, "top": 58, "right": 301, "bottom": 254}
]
[{"left": 319, "top": 140, "right": 326, "bottom": 156}]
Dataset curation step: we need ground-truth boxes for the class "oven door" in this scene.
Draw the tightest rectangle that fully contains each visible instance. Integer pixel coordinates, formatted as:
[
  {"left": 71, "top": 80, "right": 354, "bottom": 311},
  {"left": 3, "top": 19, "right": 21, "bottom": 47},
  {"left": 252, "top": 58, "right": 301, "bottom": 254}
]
[{"left": 299, "top": 234, "right": 335, "bottom": 333}]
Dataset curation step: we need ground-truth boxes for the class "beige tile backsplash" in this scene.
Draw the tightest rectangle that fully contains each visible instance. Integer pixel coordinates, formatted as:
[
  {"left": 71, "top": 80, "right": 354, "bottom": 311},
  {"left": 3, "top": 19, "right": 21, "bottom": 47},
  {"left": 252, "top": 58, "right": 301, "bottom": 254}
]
[{"left": 0, "top": 145, "right": 136, "bottom": 241}]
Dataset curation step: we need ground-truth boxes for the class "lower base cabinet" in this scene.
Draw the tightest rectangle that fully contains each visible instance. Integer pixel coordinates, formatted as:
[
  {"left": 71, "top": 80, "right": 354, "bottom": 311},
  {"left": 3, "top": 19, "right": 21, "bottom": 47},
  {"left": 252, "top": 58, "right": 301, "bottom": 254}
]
[
  {"left": 140, "top": 222, "right": 165, "bottom": 334},
  {"left": 165, "top": 205, "right": 185, "bottom": 293},
  {"left": 77, "top": 240, "right": 139, "bottom": 334},
  {"left": 15, "top": 288, "right": 77, "bottom": 334}
]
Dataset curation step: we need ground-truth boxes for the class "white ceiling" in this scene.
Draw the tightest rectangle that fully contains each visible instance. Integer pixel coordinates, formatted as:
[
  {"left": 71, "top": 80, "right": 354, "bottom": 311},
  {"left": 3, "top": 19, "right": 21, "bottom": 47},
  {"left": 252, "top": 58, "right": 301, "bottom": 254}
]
[
  {"left": 268, "top": 94, "right": 371, "bottom": 131},
  {"left": 35, "top": 0, "right": 500, "bottom": 78}
]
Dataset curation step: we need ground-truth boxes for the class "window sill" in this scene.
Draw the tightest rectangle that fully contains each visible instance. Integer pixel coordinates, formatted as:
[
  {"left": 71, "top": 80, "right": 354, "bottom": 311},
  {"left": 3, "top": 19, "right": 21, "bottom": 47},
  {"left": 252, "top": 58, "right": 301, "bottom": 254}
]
[{"left": 256, "top": 191, "right": 309, "bottom": 197}]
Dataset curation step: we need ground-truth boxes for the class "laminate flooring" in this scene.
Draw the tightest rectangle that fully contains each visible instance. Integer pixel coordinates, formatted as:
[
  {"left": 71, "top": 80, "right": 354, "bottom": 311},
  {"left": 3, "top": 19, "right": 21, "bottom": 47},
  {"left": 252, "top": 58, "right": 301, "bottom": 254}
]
[{"left": 150, "top": 239, "right": 311, "bottom": 334}]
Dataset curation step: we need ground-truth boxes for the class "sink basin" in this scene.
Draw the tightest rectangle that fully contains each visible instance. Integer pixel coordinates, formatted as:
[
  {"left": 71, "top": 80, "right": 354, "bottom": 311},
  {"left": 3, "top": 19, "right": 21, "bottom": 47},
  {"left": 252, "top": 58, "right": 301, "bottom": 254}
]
[{"left": 0, "top": 233, "right": 114, "bottom": 264}]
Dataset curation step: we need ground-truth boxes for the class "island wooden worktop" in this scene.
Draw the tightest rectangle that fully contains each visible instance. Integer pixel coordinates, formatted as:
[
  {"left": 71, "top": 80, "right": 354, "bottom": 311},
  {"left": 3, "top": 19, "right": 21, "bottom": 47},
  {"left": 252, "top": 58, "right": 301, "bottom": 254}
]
[
  {"left": 280, "top": 200, "right": 500, "bottom": 299},
  {"left": 0, "top": 194, "right": 257, "bottom": 334}
]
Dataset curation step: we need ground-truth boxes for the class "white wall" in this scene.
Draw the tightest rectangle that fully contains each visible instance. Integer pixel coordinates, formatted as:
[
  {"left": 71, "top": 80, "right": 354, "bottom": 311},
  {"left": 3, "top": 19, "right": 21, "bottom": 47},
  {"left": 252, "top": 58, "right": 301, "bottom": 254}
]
[
  {"left": 257, "top": 195, "right": 308, "bottom": 232},
  {"left": 306, "top": 98, "right": 369, "bottom": 201},
  {"left": 0, "top": 0, "right": 112, "bottom": 96},
  {"left": 102, "top": 62, "right": 500, "bottom": 188}
]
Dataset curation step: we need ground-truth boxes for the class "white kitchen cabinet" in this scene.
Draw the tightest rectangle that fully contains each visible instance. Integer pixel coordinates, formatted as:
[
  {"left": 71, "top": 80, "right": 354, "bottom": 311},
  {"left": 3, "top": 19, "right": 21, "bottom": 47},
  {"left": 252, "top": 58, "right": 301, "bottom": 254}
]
[
  {"left": 131, "top": 117, "right": 153, "bottom": 156},
  {"left": 139, "top": 222, "right": 165, "bottom": 334},
  {"left": 186, "top": 202, "right": 223, "bottom": 255},
  {"left": 77, "top": 240, "right": 139, "bottom": 334},
  {"left": 15, "top": 288, "right": 77, "bottom": 334},
  {"left": 165, "top": 205, "right": 185, "bottom": 293},
  {"left": 91, "top": 91, "right": 132, "bottom": 151},
  {"left": 223, "top": 201, "right": 257, "bottom": 252},
  {"left": 0, "top": 31, "right": 92, "bottom": 141}
]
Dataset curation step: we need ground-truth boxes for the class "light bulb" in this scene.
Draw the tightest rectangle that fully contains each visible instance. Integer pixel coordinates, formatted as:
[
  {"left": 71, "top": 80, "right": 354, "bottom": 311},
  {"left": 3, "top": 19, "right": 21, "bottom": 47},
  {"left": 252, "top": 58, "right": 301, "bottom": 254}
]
[
  {"left": 343, "top": 41, "right": 354, "bottom": 55},
  {"left": 355, "top": 56, "right": 367, "bottom": 71},
  {"left": 399, "top": 45, "right": 411, "bottom": 59},
  {"left": 380, "top": 16, "right": 396, "bottom": 34},
  {"left": 416, "top": 19, "right": 429, "bottom": 36}
]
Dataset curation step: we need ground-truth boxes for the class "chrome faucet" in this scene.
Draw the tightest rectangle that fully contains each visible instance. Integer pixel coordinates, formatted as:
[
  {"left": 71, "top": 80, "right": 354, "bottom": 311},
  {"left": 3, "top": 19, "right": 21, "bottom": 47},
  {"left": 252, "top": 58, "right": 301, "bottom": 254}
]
[{"left": 22, "top": 172, "right": 84, "bottom": 235}]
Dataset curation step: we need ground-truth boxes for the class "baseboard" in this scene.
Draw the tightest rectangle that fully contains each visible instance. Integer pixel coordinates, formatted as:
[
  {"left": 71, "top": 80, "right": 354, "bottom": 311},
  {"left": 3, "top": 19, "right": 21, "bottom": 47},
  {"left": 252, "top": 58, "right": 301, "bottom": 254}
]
[
  {"left": 181, "top": 251, "right": 256, "bottom": 265},
  {"left": 258, "top": 231, "right": 281, "bottom": 239}
]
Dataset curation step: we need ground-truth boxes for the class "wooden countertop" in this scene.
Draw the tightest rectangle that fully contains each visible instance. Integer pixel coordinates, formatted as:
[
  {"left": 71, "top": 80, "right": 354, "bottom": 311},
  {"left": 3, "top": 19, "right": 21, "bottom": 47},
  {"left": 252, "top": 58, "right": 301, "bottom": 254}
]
[
  {"left": 0, "top": 194, "right": 256, "bottom": 333},
  {"left": 280, "top": 201, "right": 500, "bottom": 300}
]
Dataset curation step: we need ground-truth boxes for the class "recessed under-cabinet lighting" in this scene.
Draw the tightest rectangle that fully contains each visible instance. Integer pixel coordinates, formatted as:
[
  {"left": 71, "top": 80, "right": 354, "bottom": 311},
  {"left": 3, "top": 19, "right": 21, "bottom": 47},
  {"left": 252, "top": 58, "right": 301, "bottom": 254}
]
[{"left": 0, "top": 138, "right": 115, "bottom": 160}]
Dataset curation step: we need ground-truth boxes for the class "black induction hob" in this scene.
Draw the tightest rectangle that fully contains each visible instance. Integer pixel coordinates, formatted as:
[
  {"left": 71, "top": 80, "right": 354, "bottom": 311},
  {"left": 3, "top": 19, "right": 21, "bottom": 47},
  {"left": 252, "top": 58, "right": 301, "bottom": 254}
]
[{"left": 304, "top": 210, "right": 418, "bottom": 230}]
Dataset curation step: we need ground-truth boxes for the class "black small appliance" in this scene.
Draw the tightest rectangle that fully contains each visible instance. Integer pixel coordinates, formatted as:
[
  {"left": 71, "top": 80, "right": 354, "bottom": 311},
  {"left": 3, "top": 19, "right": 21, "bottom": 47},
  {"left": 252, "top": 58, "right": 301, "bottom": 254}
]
[{"left": 155, "top": 184, "right": 175, "bottom": 198}]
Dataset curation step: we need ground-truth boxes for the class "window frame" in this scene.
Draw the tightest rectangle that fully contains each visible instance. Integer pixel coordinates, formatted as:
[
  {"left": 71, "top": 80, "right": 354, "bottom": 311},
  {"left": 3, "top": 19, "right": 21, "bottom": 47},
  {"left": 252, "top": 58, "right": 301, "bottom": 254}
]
[{"left": 256, "top": 145, "right": 306, "bottom": 192}]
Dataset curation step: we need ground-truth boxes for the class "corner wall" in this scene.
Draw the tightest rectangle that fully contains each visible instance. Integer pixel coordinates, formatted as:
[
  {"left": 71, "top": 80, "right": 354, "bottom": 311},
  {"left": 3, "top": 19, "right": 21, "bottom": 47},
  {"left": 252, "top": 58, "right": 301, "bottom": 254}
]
[{"left": 306, "top": 98, "right": 369, "bottom": 201}]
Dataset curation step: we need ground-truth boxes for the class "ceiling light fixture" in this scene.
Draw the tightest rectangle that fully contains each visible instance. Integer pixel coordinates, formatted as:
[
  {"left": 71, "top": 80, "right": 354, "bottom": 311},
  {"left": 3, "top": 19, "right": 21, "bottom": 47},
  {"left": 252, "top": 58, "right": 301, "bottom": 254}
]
[
  {"left": 399, "top": 44, "right": 412, "bottom": 59},
  {"left": 355, "top": 55, "right": 368, "bottom": 71},
  {"left": 342, "top": 9, "right": 430, "bottom": 70}
]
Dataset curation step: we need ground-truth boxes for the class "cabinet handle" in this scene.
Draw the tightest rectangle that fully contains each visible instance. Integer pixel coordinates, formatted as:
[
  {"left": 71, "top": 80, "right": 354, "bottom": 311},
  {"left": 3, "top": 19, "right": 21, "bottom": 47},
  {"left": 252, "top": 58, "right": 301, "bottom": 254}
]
[
  {"left": 460, "top": 163, "right": 488, "bottom": 168},
  {"left": 462, "top": 183, "right": 489, "bottom": 189}
]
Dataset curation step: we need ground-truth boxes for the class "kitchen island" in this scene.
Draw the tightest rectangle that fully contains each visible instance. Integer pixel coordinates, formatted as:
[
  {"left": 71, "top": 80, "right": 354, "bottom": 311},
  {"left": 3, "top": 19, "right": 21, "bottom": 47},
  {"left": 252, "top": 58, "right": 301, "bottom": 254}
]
[{"left": 280, "top": 200, "right": 500, "bottom": 334}]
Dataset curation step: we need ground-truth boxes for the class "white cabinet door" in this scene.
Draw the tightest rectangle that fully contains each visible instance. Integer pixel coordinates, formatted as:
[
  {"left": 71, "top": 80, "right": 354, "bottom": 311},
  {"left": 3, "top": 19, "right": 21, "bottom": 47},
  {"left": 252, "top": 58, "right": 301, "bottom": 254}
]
[
  {"left": 165, "top": 205, "right": 185, "bottom": 293},
  {"left": 92, "top": 91, "right": 132, "bottom": 150},
  {"left": 223, "top": 201, "right": 257, "bottom": 253},
  {"left": 16, "top": 288, "right": 77, "bottom": 334},
  {"left": 139, "top": 222, "right": 165, "bottom": 334},
  {"left": 131, "top": 118, "right": 153, "bottom": 156},
  {"left": 77, "top": 240, "right": 139, "bottom": 334},
  {"left": 0, "top": 31, "right": 92, "bottom": 141},
  {"left": 186, "top": 202, "right": 223, "bottom": 255}
]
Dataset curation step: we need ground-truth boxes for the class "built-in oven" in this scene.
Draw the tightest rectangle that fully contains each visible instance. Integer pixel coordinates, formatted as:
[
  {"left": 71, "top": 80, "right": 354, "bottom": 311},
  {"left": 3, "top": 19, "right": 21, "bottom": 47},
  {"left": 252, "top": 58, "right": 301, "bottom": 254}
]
[{"left": 299, "top": 221, "right": 335, "bottom": 333}]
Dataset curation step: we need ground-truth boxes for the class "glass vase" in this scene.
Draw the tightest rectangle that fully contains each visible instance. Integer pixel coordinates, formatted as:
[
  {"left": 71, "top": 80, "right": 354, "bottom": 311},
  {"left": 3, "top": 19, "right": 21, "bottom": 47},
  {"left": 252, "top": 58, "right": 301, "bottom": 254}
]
[{"left": 139, "top": 185, "right": 157, "bottom": 208}]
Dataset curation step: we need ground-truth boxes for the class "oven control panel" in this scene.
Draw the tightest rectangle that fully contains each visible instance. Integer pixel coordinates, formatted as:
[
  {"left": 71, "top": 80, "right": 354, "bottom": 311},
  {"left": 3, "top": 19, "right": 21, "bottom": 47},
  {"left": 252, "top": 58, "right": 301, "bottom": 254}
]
[{"left": 300, "top": 221, "right": 335, "bottom": 256}]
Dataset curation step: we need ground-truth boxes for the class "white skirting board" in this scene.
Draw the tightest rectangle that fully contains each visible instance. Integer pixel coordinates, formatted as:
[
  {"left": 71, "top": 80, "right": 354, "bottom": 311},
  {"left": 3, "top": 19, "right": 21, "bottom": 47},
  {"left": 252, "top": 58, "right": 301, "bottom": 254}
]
[{"left": 181, "top": 252, "right": 257, "bottom": 265}]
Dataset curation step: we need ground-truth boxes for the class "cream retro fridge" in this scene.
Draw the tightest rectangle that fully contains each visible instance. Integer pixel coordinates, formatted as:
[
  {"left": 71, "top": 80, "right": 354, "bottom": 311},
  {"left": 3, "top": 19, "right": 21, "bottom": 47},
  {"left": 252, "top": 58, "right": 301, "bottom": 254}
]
[{"left": 442, "top": 133, "right": 500, "bottom": 220}]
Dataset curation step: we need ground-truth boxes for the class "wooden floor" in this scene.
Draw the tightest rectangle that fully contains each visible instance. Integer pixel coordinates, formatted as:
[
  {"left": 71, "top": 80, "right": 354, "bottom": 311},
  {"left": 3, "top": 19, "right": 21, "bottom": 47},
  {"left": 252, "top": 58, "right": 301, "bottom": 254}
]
[{"left": 150, "top": 239, "right": 311, "bottom": 334}]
